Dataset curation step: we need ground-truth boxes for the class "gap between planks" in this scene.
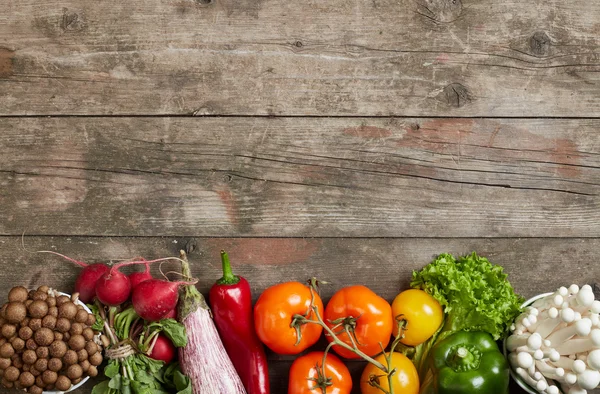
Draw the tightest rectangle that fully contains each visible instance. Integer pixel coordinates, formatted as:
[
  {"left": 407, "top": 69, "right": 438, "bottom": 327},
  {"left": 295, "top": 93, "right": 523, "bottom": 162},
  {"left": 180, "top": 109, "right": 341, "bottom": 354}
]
[{"left": 1, "top": 115, "right": 600, "bottom": 119}]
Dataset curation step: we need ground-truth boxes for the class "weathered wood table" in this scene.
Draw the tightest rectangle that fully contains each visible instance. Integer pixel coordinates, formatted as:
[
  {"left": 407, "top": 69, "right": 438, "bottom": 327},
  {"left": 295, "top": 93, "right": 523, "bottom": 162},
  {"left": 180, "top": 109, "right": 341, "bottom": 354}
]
[{"left": 1, "top": 0, "right": 599, "bottom": 393}]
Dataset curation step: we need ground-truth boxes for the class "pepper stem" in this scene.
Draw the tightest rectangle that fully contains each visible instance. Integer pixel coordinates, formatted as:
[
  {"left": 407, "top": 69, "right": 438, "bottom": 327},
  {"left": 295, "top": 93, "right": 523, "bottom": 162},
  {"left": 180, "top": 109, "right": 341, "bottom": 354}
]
[
  {"left": 216, "top": 250, "right": 240, "bottom": 285},
  {"left": 446, "top": 344, "right": 482, "bottom": 373}
]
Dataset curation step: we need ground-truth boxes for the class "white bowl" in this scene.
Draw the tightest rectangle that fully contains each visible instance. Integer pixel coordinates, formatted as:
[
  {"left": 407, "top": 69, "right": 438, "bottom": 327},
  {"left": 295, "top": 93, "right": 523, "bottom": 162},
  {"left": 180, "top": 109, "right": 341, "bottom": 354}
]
[
  {"left": 43, "top": 291, "right": 93, "bottom": 394},
  {"left": 503, "top": 292, "right": 561, "bottom": 394}
]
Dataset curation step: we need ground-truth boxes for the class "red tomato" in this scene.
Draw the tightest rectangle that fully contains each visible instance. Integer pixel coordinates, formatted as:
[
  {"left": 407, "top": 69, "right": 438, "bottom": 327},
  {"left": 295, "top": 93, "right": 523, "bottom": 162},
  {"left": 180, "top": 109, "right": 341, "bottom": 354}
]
[
  {"left": 289, "top": 351, "right": 352, "bottom": 394},
  {"left": 254, "top": 281, "right": 324, "bottom": 355},
  {"left": 324, "top": 285, "right": 393, "bottom": 359}
]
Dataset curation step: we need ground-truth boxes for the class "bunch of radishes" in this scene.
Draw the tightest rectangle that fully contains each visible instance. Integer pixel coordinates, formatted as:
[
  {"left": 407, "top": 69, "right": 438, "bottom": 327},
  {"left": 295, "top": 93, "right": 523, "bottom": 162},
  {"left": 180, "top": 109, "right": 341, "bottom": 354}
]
[
  {"left": 48, "top": 252, "right": 194, "bottom": 322},
  {"left": 506, "top": 284, "right": 600, "bottom": 394},
  {"left": 46, "top": 250, "right": 247, "bottom": 394}
]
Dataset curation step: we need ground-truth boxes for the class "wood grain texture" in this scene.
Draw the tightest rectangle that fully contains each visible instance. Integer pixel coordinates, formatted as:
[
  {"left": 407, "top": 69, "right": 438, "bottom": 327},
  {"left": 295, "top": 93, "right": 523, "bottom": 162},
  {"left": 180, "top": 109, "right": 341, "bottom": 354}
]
[
  {"left": 0, "top": 0, "right": 599, "bottom": 116},
  {"left": 1, "top": 236, "right": 599, "bottom": 393},
  {"left": 1, "top": 117, "right": 598, "bottom": 237}
]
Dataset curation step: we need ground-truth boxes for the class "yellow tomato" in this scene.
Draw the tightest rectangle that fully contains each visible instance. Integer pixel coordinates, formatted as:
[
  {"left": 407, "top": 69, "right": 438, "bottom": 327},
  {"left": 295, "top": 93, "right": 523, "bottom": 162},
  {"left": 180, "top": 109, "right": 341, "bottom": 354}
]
[
  {"left": 360, "top": 352, "right": 419, "bottom": 394},
  {"left": 391, "top": 289, "right": 443, "bottom": 346}
]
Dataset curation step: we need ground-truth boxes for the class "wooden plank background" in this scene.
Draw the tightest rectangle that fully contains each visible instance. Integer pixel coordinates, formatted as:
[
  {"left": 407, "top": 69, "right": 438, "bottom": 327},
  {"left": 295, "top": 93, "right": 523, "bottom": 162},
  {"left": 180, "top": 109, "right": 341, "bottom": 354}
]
[
  {"left": 1, "top": 117, "right": 598, "bottom": 238},
  {"left": 1, "top": 0, "right": 599, "bottom": 393},
  {"left": 0, "top": 0, "right": 599, "bottom": 116}
]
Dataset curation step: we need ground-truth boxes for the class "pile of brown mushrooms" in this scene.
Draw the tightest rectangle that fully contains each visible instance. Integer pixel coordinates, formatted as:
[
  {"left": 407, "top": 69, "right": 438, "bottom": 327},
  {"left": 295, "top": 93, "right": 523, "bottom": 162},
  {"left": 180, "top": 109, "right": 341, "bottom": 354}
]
[{"left": 0, "top": 286, "right": 104, "bottom": 393}]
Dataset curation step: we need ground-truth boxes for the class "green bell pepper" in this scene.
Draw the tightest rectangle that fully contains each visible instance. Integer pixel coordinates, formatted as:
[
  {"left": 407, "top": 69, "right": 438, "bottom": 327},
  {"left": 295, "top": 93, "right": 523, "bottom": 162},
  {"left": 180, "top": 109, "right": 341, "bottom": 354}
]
[{"left": 420, "top": 330, "right": 510, "bottom": 394}]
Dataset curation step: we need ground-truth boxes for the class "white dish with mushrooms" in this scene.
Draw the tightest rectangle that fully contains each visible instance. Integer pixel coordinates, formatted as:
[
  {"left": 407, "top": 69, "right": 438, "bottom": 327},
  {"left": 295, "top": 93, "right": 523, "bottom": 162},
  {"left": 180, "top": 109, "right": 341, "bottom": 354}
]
[
  {"left": 505, "top": 285, "right": 600, "bottom": 394},
  {"left": 0, "top": 286, "right": 104, "bottom": 394}
]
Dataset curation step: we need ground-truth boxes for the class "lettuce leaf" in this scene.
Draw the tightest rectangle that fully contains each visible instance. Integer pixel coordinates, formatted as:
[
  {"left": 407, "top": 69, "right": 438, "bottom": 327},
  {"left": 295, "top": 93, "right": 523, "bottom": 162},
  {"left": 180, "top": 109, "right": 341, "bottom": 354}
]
[
  {"left": 408, "top": 252, "right": 524, "bottom": 378},
  {"left": 411, "top": 252, "right": 524, "bottom": 340}
]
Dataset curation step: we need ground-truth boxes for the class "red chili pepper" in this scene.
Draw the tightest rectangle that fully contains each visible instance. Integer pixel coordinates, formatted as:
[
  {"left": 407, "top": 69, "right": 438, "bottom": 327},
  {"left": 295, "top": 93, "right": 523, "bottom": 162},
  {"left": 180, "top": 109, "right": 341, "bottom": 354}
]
[{"left": 209, "top": 250, "right": 271, "bottom": 394}]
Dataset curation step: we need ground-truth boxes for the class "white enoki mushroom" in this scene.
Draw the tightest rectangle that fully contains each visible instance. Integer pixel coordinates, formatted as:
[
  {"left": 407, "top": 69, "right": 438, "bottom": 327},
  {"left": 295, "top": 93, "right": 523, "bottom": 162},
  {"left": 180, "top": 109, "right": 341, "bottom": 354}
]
[
  {"left": 553, "top": 329, "right": 600, "bottom": 355},
  {"left": 577, "top": 370, "right": 600, "bottom": 390},
  {"left": 586, "top": 349, "right": 600, "bottom": 370},
  {"left": 516, "top": 367, "right": 543, "bottom": 389},
  {"left": 545, "top": 385, "right": 560, "bottom": 394},
  {"left": 509, "top": 284, "right": 600, "bottom": 394},
  {"left": 562, "top": 308, "right": 576, "bottom": 324},
  {"left": 546, "top": 318, "right": 593, "bottom": 346},
  {"left": 529, "top": 310, "right": 550, "bottom": 332},
  {"left": 573, "top": 360, "right": 587, "bottom": 374},
  {"left": 552, "top": 356, "right": 577, "bottom": 370},
  {"left": 507, "top": 334, "right": 532, "bottom": 351},
  {"left": 535, "top": 359, "right": 565, "bottom": 380},
  {"left": 565, "top": 373, "right": 578, "bottom": 385},
  {"left": 568, "top": 384, "right": 587, "bottom": 394},
  {"left": 536, "top": 315, "right": 563, "bottom": 338},
  {"left": 534, "top": 349, "right": 545, "bottom": 360}
]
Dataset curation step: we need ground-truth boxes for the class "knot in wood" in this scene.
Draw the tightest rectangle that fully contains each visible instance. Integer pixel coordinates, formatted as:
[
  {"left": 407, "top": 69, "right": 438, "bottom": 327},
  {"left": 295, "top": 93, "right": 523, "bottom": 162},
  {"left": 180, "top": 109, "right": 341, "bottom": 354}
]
[
  {"left": 440, "top": 83, "right": 472, "bottom": 108},
  {"left": 416, "top": 0, "right": 462, "bottom": 23},
  {"left": 61, "top": 8, "right": 86, "bottom": 32},
  {"left": 184, "top": 238, "right": 198, "bottom": 254},
  {"left": 0, "top": 48, "right": 15, "bottom": 78},
  {"left": 294, "top": 41, "right": 303, "bottom": 48},
  {"left": 529, "top": 31, "right": 551, "bottom": 57},
  {"left": 196, "top": 0, "right": 213, "bottom": 4}
]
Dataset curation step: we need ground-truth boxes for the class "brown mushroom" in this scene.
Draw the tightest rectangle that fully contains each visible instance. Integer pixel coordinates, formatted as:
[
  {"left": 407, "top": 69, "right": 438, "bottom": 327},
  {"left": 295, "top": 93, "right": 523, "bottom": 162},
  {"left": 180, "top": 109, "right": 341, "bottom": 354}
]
[
  {"left": 54, "top": 375, "right": 71, "bottom": 391},
  {"left": 5, "top": 302, "right": 27, "bottom": 324},
  {"left": 8, "top": 287, "right": 29, "bottom": 303}
]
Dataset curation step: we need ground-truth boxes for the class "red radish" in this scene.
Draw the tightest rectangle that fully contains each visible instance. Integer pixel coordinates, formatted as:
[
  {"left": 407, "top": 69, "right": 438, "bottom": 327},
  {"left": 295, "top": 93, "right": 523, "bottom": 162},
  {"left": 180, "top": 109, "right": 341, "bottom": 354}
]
[
  {"left": 96, "top": 257, "right": 180, "bottom": 307},
  {"left": 75, "top": 263, "right": 111, "bottom": 303},
  {"left": 129, "top": 260, "right": 153, "bottom": 288},
  {"left": 148, "top": 334, "right": 176, "bottom": 363},
  {"left": 132, "top": 278, "right": 197, "bottom": 322},
  {"left": 95, "top": 267, "right": 132, "bottom": 306},
  {"left": 38, "top": 251, "right": 109, "bottom": 303},
  {"left": 163, "top": 309, "right": 177, "bottom": 319}
]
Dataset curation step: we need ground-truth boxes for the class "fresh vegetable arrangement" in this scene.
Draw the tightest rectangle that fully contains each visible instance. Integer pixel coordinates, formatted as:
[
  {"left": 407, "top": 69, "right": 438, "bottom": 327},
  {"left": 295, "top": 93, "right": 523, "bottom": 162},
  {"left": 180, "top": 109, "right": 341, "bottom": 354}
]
[
  {"left": 251, "top": 251, "right": 523, "bottom": 394},
  {"left": 5, "top": 247, "right": 595, "bottom": 394},
  {"left": 408, "top": 252, "right": 524, "bottom": 393},
  {"left": 3, "top": 250, "right": 246, "bottom": 394}
]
